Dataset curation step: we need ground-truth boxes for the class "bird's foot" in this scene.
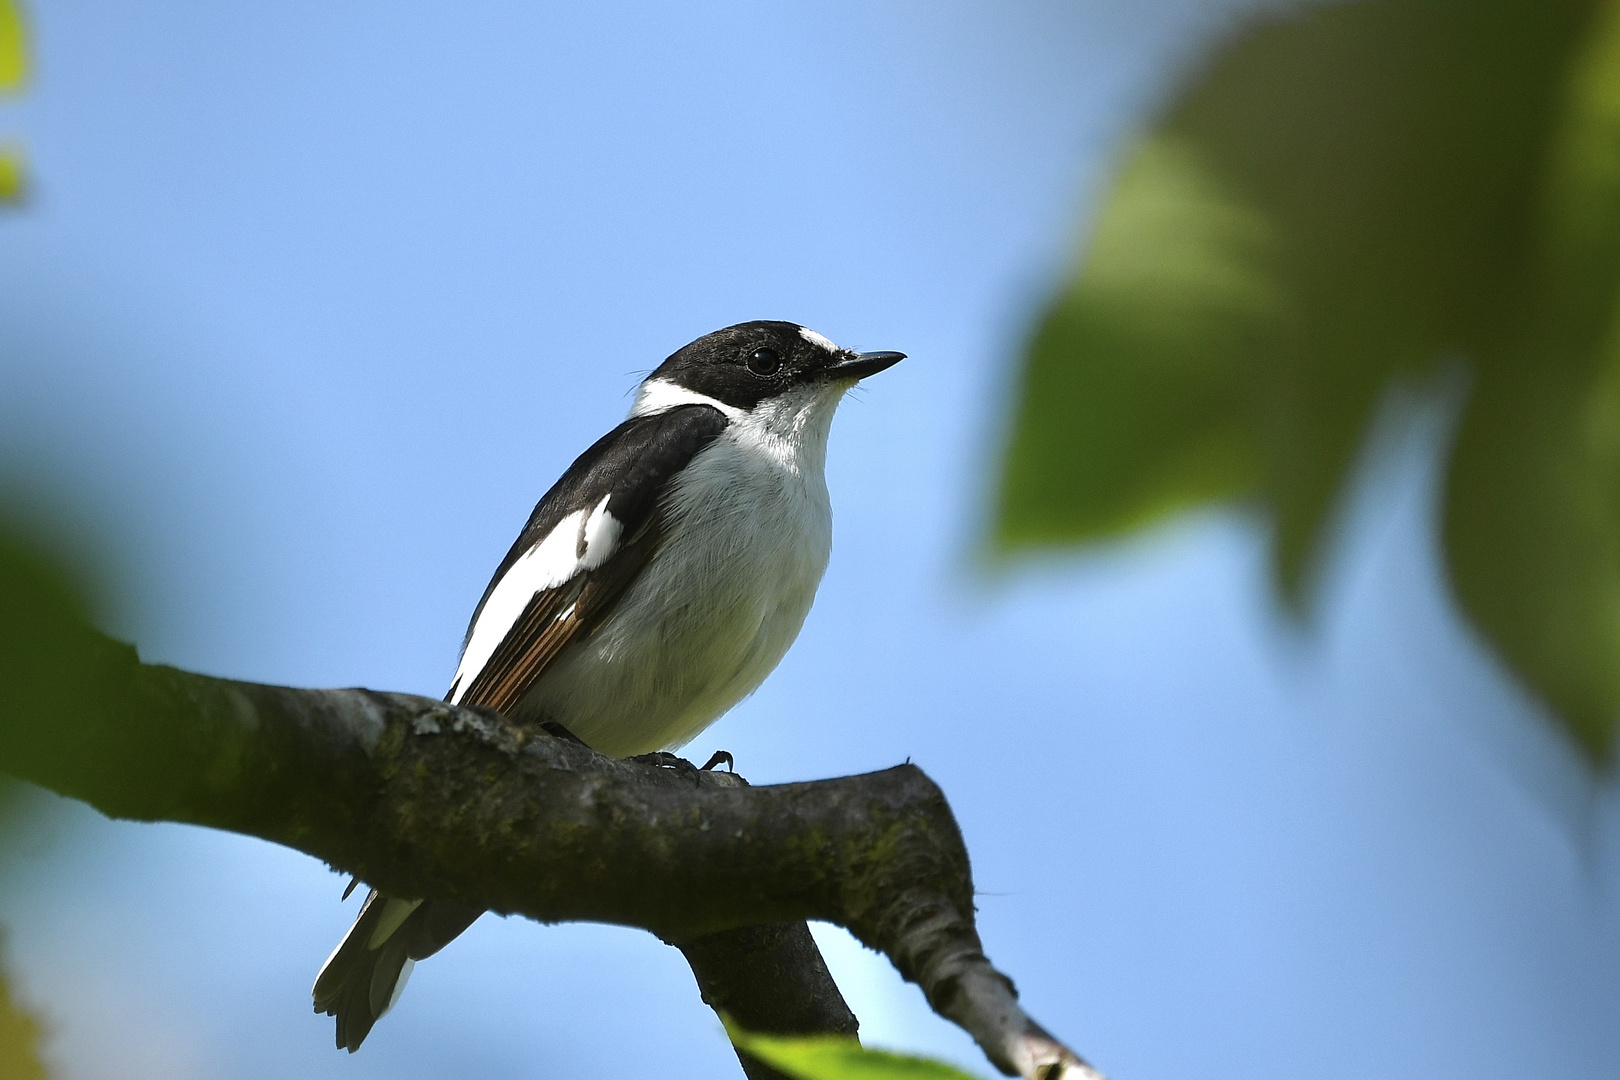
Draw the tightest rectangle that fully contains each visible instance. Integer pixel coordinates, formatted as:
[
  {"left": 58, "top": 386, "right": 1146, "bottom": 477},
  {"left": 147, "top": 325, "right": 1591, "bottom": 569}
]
[
  {"left": 700, "top": 750, "right": 734, "bottom": 772},
  {"left": 630, "top": 750, "right": 702, "bottom": 784}
]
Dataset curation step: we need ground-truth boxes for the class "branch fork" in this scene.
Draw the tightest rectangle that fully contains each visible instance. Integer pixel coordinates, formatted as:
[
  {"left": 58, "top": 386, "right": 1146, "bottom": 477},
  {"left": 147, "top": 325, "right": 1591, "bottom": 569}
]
[{"left": 0, "top": 609, "right": 1104, "bottom": 1079}]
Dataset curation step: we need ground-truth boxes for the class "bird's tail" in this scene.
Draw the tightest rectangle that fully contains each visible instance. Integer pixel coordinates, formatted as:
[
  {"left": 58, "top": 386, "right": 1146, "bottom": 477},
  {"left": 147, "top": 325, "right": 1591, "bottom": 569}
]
[{"left": 312, "top": 890, "right": 483, "bottom": 1052}]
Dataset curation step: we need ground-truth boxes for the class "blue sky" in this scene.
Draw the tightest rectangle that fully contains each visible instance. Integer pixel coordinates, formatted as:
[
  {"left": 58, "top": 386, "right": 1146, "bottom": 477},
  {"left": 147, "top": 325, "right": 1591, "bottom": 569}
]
[{"left": 1, "top": 2, "right": 1618, "bottom": 1078}]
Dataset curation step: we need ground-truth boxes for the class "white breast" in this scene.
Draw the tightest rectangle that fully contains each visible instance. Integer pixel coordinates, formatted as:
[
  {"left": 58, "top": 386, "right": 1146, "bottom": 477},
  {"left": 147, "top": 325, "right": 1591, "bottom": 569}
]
[{"left": 514, "top": 383, "right": 844, "bottom": 757}]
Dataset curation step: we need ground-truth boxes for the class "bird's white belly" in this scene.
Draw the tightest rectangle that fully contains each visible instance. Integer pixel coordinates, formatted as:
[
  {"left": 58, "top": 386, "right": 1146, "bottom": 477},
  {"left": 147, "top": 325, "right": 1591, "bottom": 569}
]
[{"left": 514, "top": 430, "right": 833, "bottom": 757}]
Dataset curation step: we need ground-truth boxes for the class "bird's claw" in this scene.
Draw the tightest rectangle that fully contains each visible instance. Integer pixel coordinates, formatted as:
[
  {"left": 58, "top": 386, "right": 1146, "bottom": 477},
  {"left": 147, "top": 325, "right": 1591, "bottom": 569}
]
[{"left": 630, "top": 751, "right": 702, "bottom": 784}]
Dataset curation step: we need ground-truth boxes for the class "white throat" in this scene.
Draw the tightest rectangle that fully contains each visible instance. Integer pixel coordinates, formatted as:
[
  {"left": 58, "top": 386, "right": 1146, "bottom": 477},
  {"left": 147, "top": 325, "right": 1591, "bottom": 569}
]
[{"left": 629, "top": 377, "right": 848, "bottom": 477}]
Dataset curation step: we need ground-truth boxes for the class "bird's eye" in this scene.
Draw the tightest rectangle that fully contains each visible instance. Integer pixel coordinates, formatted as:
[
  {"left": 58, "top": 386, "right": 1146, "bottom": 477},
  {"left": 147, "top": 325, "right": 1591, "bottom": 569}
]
[{"left": 747, "top": 347, "right": 781, "bottom": 377}]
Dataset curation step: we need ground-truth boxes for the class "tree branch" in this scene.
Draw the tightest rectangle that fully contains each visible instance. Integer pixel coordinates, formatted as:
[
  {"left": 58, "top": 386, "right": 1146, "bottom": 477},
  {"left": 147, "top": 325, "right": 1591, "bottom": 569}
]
[
  {"left": 0, "top": 601, "right": 1103, "bottom": 1078},
  {"left": 676, "top": 917, "right": 858, "bottom": 1080},
  {"left": 670, "top": 770, "right": 861, "bottom": 1080}
]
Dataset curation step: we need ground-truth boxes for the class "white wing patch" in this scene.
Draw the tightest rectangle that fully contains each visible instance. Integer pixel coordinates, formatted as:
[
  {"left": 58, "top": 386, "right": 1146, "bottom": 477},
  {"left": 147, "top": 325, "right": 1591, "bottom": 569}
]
[
  {"left": 449, "top": 495, "right": 622, "bottom": 704},
  {"left": 798, "top": 326, "right": 839, "bottom": 353},
  {"left": 579, "top": 494, "right": 622, "bottom": 569}
]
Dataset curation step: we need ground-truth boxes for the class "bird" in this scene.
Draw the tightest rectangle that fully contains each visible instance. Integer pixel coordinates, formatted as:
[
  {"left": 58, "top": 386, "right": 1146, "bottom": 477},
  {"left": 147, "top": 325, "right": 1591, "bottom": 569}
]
[{"left": 311, "top": 320, "right": 904, "bottom": 1051}]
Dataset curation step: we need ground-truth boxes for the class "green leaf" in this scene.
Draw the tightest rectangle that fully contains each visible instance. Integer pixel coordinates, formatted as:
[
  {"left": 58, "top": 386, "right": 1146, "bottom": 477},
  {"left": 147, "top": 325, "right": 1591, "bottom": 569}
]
[
  {"left": 0, "top": 537, "right": 51, "bottom": 1076},
  {"left": 726, "top": 1025, "right": 984, "bottom": 1080},
  {"left": 0, "top": 529, "right": 95, "bottom": 1080},
  {"left": 0, "top": 1, "right": 28, "bottom": 199},
  {"left": 0, "top": 948, "right": 46, "bottom": 1080},
  {"left": 999, "top": 0, "right": 1620, "bottom": 757},
  {"left": 0, "top": 0, "right": 26, "bottom": 93},
  {"left": 997, "top": 134, "right": 1267, "bottom": 552},
  {"left": 0, "top": 149, "right": 24, "bottom": 202}
]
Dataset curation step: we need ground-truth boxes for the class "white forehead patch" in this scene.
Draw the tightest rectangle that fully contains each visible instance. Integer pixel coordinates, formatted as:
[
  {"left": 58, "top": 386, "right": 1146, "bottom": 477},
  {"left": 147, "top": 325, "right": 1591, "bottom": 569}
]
[{"left": 798, "top": 326, "right": 839, "bottom": 353}]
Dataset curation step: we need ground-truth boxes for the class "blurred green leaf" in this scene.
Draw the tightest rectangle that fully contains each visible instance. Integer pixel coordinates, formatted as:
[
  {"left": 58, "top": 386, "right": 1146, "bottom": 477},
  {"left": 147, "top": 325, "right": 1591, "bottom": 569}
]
[
  {"left": 0, "top": 944, "right": 45, "bottom": 1080},
  {"left": 0, "top": 521, "right": 114, "bottom": 870},
  {"left": 726, "top": 1025, "right": 983, "bottom": 1080},
  {"left": 0, "top": 15, "right": 43, "bottom": 1071},
  {"left": 0, "top": 1, "right": 27, "bottom": 202},
  {"left": 0, "top": 983, "right": 45, "bottom": 1079},
  {"left": 0, "top": 516, "right": 116, "bottom": 1080},
  {"left": 0, "top": 531, "right": 97, "bottom": 727},
  {"left": 0, "top": 150, "right": 24, "bottom": 202},
  {"left": 1000, "top": 0, "right": 1620, "bottom": 757},
  {"left": 0, "top": 0, "right": 25, "bottom": 93}
]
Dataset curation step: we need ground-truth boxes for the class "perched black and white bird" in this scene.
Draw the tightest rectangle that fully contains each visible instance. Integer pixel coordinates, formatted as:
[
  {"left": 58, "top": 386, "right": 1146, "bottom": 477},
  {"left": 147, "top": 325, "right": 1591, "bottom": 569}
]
[{"left": 312, "top": 320, "right": 903, "bottom": 1050}]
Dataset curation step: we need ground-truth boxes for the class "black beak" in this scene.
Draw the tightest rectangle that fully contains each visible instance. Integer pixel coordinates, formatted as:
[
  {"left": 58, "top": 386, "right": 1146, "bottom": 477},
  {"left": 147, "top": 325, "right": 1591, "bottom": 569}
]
[{"left": 825, "top": 350, "right": 906, "bottom": 380}]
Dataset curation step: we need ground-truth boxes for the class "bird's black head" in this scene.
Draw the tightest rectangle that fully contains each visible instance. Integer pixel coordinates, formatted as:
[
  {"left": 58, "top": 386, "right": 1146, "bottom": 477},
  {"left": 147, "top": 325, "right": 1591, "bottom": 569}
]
[{"left": 647, "top": 321, "right": 904, "bottom": 411}]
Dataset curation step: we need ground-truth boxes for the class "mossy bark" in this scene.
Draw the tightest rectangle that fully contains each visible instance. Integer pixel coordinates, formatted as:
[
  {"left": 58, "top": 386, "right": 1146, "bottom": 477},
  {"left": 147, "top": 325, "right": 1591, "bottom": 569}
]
[{"left": 0, "top": 541, "right": 1096, "bottom": 1079}]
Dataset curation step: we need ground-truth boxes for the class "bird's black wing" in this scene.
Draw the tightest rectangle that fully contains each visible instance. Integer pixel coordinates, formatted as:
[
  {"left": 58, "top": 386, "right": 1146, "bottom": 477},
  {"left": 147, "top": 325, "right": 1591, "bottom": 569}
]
[
  {"left": 314, "top": 402, "right": 730, "bottom": 1052},
  {"left": 447, "top": 402, "right": 730, "bottom": 715}
]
